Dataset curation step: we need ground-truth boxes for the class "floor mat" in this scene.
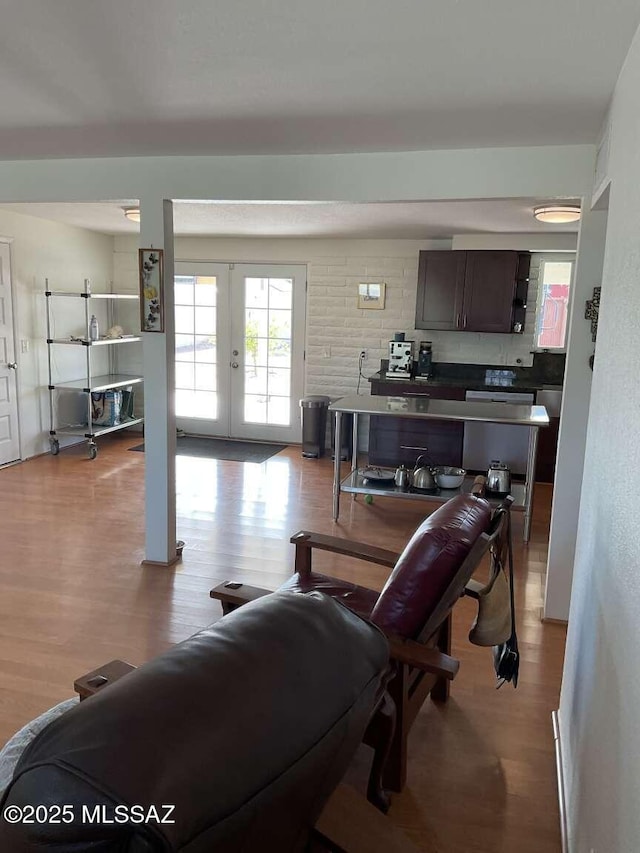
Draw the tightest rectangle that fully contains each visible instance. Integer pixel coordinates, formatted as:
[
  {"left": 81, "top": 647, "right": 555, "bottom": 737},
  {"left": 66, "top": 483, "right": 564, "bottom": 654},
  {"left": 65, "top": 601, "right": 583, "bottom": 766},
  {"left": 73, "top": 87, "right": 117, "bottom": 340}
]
[{"left": 129, "top": 436, "right": 287, "bottom": 463}]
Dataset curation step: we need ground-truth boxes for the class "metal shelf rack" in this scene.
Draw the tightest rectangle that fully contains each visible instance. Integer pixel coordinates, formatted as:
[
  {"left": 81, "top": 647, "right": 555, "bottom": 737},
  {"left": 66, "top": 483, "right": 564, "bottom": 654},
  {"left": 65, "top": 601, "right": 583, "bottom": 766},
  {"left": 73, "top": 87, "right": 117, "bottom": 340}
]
[{"left": 45, "top": 279, "right": 144, "bottom": 459}]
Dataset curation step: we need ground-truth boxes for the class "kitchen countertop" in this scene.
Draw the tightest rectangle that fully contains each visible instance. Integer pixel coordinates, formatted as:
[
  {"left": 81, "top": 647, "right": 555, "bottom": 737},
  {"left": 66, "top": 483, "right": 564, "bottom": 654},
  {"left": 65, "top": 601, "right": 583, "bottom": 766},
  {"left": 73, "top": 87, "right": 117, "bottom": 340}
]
[
  {"left": 368, "top": 371, "right": 561, "bottom": 394},
  {"left": 330, "top": 394, "right": 550, "bottom": 426}
]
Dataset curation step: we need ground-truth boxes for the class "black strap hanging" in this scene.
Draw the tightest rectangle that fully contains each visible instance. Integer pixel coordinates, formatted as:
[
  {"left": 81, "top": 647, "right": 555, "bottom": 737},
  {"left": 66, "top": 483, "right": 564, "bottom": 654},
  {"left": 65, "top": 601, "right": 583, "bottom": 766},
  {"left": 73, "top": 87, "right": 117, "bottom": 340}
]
[{"left": 492, "top": 508, "right": 520, "bottom": 688}]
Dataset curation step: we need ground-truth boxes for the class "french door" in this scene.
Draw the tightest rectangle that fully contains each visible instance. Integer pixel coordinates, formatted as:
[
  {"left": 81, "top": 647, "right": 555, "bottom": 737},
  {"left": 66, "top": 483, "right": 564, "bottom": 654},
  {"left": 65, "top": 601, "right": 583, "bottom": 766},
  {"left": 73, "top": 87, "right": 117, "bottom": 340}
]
[
  {"left": 174, "top": 262, "right": 306, "bottom": 444},
  {"left": 0, "top": 242, "right": 20, "bottom": 466}
]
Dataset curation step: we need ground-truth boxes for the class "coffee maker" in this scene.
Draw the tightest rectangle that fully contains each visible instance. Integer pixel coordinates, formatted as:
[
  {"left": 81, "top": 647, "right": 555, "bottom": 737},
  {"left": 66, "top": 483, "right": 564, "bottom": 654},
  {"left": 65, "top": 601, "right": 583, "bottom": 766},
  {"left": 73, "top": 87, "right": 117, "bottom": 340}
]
[
  {"left": 386, "top": 334, "right": 413, "bottom": 380},
  {"left": 416, "top": 341, "right": 433, "bottom": 378}
]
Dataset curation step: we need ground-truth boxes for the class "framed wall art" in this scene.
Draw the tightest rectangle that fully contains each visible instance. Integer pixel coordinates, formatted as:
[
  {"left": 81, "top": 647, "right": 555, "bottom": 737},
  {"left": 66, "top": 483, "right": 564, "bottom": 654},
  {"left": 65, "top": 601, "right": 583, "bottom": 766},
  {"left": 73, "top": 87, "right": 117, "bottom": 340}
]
[
  {"left": 358, "top": 282, "right": 386, "bottom": 310},
  {"left": 139, "top": 248, "right": 164, "bottom": 332}
]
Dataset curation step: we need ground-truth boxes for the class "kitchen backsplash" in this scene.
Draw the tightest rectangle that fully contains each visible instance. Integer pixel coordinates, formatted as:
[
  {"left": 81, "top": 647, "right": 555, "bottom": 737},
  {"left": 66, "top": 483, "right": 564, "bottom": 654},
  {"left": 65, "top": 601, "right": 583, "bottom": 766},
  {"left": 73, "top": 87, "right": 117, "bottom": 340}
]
[{"left": 377, "top": 353, "right": 565, "bottom": 386}]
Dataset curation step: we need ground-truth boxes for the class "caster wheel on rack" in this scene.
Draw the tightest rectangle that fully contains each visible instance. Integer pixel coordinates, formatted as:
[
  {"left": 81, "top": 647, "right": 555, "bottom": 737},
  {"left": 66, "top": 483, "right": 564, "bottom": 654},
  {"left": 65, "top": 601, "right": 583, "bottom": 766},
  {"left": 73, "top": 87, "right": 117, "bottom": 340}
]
[
  {"left": 88, "top": 444, "right": 98, "bottom": 460},
  {"left": 50, "top": 438, "right": 60, "bottom": 456}
]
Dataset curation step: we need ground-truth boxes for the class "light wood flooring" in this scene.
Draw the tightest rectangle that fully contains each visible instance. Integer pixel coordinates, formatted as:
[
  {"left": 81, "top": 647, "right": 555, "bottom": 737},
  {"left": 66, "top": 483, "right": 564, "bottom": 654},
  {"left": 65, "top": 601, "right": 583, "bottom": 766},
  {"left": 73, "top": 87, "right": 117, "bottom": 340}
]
[{"left": 0, "top": 434, "right": 565, "bottom": 852}]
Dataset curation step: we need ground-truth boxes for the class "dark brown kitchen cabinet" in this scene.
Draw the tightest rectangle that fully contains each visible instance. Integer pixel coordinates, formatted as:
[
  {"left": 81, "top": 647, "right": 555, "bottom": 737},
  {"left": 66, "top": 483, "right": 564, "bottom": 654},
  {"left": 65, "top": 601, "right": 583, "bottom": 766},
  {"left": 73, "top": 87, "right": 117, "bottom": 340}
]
[
  {"left": 463, "top": 251, "right": 519, "bottom": 332},
  {"left": 415, "top": 251, "right": 466, "bottom": 331},
  {"left": 368, "top": 382, "right": 465, "bottom": 468},
  {"left": 415, "top": 250, "right": 526, "bottom": 334}
]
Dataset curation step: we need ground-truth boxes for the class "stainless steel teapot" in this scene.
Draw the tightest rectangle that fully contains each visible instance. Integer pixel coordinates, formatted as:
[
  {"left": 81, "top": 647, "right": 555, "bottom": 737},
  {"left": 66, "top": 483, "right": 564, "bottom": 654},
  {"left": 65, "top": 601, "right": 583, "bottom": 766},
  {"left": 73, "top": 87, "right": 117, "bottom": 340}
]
[
  {"left": 486, "top": 460, "right": 512, "bottom": 494},
  {"left": 412, "top": 455, "right": 438, "bottom": 490}
]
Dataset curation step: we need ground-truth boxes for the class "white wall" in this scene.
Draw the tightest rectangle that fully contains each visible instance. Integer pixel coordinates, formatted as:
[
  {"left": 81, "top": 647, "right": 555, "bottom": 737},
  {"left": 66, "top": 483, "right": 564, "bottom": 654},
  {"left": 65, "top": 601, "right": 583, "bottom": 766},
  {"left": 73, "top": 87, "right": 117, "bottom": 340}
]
[
  {"left": 114, "top": 236, "right": 559, "bottom": 404},
  {"left": 558, "top": 22, "right": 640, "bottom": 853},
  {"left": 543, "top": 210, "right": 607, "bottom": 622},
  {"left": 0, "top": 209, "right": 114, "bottom": 458}
]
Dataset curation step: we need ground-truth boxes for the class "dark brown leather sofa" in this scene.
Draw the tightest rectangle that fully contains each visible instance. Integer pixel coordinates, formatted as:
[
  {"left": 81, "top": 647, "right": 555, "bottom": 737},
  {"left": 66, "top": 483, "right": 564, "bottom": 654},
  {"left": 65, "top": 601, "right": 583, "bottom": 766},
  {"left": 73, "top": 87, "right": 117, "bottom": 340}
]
[{"left": 0, "top": 591, "right": 389, "bottom": 852}]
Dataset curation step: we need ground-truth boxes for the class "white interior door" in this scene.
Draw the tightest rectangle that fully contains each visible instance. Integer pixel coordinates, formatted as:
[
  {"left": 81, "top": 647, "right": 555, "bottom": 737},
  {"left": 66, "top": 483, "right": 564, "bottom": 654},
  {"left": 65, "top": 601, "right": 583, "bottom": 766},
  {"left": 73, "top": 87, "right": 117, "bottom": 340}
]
[
  {"left": 174, "top": 262, "right": 306, "bottom": 444},
  {"left": 0, "top": 243, "right": 20, "bottom": 465}
]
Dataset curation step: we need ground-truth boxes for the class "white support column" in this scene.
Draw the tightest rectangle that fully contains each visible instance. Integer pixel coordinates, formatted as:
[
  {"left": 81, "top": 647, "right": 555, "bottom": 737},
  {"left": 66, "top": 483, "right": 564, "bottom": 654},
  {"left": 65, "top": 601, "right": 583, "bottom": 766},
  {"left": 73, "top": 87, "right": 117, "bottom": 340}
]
[
  {"left": 543, "top": 207, "right": 608, "bottom": 621},
  {"left": 140, "top": 198, "right": 177, "bottom": 566}
]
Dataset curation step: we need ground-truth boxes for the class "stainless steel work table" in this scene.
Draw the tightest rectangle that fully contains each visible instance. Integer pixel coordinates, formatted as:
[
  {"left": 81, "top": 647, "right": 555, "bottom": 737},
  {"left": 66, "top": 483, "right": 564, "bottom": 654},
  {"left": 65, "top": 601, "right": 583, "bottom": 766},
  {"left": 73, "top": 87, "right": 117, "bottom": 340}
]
[{"left": 329, "top": 395, "right": 550, "bottom": 542}]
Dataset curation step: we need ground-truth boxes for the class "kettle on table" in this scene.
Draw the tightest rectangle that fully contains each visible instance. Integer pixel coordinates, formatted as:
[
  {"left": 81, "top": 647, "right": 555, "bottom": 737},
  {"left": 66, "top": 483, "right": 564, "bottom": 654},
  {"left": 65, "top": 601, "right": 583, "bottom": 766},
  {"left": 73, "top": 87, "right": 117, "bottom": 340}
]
[{"left": 411, "top": 455, "right": 438, "bottom": 491}]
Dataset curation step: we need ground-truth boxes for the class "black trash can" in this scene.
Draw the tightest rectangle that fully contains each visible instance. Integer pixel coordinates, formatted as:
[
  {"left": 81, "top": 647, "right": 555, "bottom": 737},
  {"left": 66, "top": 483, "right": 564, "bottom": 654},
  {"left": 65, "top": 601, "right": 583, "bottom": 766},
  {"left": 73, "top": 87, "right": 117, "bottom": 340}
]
[
  {"left": 330, "top": 409, "right": 354, "bottom": 461},
  {"left": 300, "top": 396, "right": 331, "bottom": 458}
]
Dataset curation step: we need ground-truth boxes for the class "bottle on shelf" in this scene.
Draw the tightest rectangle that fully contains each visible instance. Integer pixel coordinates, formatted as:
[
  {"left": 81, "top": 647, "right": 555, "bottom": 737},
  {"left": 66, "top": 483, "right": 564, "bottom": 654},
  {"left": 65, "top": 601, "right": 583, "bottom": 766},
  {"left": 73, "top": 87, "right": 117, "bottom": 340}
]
[{"left": 89, "top": 314, "right": 99, "bottom": 341}]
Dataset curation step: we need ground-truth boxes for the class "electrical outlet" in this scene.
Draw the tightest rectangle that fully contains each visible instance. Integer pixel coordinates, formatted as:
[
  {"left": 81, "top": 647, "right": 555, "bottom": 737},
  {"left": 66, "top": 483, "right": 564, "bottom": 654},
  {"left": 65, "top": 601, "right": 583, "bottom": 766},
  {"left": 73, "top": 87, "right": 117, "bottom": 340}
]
[{"left": 359, "top": 350, "right": 367, "bottom": 361}]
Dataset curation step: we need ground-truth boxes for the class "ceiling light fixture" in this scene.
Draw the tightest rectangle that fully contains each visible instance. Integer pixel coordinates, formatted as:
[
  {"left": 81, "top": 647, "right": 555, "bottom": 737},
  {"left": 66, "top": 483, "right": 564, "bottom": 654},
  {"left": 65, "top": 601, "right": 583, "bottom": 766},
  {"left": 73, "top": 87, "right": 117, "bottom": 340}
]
[
  {"left": 123, "top": 207, "right": 141, "bottom": 223},
  {"left": 533, "top": 205, "right": 581, "bottom": 224}
]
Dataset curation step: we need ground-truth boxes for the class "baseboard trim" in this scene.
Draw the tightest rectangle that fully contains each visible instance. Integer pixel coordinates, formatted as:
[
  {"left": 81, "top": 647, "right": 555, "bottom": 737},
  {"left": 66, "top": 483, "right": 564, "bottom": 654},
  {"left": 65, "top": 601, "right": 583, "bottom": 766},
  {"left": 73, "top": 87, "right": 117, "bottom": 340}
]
[
  {"left": 141, "top": 556, "right": 181, "bottom": 568},
  {"left": 542, "top": 615, "right": 569, "bottom": 625},
  {"left": 552, "top": 710, "right": 569, "bottom": 853}
]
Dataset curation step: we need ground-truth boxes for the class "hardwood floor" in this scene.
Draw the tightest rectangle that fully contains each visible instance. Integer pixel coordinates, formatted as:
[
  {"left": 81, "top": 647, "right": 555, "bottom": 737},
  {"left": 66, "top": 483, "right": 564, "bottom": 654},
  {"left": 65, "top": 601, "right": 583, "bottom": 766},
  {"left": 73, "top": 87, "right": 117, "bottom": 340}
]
[{"left": 0, "top": 434, "right": 565, "bottom": 852}]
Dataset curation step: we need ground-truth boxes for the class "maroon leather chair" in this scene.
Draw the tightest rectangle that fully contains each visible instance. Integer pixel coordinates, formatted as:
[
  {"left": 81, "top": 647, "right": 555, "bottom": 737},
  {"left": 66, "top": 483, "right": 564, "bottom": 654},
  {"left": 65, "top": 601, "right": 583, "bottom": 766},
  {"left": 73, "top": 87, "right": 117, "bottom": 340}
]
[{"left": 211, "top": 493, "right": 509, "bottom": 798}]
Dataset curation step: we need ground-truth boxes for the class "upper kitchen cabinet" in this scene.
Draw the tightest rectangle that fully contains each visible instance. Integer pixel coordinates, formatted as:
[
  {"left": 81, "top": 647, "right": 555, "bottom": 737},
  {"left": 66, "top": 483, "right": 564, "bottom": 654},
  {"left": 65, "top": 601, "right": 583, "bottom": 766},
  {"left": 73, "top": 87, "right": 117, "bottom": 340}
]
[
  {"left": 415, "top": 250, "right": 466, "bottom": 331},
  {"left": 415, "top": 250, "right": 529, "bottom": 334}
]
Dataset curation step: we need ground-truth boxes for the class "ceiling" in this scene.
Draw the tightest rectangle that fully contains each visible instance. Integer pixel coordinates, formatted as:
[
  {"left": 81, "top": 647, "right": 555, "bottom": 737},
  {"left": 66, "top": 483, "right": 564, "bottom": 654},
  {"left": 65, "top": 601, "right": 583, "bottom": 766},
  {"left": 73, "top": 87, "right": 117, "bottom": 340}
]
[
  {"left": 0, "top": 199, "right": 581, "bottom": 238},
  {"left": 0, "top": 1, "right": 639, "bottom": 159}
]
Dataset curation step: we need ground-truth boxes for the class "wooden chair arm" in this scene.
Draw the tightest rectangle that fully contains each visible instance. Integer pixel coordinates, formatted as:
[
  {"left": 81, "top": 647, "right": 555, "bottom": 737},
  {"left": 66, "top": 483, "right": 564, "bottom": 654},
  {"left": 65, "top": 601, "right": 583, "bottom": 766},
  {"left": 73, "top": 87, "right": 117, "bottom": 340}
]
[
  {"left": 471, "top": 475, "right": 486, "bottom": 496},
  {"left": 74, "top": 659, "right": 136, "bottom": 701},
  {"left": 290, "top": 530, "right": 400, "bottom": 572},
  {"left": 386, "top": 634, "right": 460, "bottom": 680},
  {"left": 209, "top": 581, "right": 272, "bottom": 612}
]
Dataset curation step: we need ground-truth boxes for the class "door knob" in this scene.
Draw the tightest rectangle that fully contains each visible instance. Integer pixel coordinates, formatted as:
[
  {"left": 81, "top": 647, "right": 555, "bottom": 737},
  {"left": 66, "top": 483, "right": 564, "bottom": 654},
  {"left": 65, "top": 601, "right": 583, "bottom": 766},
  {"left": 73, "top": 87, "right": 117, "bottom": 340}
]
[
  {"left": 231, "top": 361, "right": 239, "bottom": 369},
  {"left": 7, "top": 362, "right": 17, "bottom": 370}
]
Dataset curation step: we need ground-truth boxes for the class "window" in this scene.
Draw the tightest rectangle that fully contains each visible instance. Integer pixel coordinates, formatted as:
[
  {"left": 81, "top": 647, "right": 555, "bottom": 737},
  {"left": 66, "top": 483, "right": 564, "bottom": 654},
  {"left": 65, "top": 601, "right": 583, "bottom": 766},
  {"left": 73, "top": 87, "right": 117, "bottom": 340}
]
[{"left": 535, "top": 258, "right": 574, "bottom": 350}]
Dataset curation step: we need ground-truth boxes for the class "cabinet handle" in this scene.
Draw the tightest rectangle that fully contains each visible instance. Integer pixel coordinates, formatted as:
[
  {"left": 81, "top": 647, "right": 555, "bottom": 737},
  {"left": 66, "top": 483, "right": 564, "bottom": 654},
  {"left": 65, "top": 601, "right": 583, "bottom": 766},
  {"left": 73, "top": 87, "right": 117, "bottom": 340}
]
[
  {"left": 400, "top": 445, "right": 431, "bottom": 451},
  {"left": 456, "top": 313, "right": 461, "bottom": 329},
  {"left": 463, "top": 314, "right": 467, "bottom": 329}
]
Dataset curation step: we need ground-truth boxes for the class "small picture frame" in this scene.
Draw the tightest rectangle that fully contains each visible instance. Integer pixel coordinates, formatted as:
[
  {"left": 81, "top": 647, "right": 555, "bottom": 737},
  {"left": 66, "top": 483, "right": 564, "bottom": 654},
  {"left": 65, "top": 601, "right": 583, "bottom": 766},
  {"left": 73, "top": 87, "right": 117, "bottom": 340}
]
[
  {"left": 139, "top": 249, "right": 164, "bottom": 332},
  {"left": 358, "top": 282, "right": 386, "bottom": 310}
]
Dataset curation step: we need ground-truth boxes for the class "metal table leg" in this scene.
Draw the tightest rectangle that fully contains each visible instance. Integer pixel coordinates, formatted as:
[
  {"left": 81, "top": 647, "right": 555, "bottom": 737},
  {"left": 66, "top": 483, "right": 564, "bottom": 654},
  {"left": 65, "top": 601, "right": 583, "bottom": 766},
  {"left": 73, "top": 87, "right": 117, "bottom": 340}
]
[
  {"left": 350, "top": 412, "right": 359, "bottom": 501},
  {"left": 523, "top": 426, "right": 539, "bottom": 543},
  {"left": 332, "top": 411, "right": 342, "bottom": 521}
]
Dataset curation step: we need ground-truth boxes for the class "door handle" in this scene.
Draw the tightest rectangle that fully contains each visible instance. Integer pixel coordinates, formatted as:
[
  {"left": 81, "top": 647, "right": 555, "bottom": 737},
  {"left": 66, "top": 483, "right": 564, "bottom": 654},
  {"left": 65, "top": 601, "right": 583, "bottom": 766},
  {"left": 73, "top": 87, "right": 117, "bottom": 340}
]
[
  {"left": 7, "top": 362, "right": 17, "bottom": 370},
  {"left": 231, "top": 361, "right": 239, "bottom": 369}
]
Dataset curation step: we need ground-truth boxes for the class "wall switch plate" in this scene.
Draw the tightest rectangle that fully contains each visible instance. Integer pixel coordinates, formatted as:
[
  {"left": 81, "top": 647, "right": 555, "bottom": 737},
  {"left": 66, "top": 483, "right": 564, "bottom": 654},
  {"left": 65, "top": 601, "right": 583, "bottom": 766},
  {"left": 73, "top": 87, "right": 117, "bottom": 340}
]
[
  {"left": 20, "top": 339, "right": 29, "bottom": 353},
  {"left": 323, "top": 346, "right": 331, "bottom": 358}
]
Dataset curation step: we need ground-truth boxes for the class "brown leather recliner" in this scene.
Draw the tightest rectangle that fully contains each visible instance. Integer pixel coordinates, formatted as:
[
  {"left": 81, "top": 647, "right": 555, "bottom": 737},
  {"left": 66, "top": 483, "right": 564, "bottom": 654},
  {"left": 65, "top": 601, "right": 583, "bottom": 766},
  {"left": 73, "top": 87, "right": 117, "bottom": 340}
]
[{"left": 0, "top": 591, "right": 389, "bottom": 853}]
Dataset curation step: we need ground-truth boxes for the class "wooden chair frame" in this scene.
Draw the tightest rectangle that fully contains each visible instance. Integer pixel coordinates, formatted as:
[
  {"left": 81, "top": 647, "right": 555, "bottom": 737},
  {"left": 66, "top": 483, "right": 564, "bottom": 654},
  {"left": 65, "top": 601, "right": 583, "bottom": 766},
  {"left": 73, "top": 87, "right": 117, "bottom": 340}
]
[{"left": 211, "top": 496, "right": 513, "bottom": 796}]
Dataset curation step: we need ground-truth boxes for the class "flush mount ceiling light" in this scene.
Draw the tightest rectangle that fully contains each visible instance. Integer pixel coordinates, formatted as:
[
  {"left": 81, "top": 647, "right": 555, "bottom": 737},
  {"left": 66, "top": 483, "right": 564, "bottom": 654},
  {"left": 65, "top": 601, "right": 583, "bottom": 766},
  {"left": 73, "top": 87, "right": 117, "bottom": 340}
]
[
  {"left": 533, "top": 205, "right": 581, "bottom": 224},
  {"left": 123, "top": 207, "right": 140, "bottom": 223}
]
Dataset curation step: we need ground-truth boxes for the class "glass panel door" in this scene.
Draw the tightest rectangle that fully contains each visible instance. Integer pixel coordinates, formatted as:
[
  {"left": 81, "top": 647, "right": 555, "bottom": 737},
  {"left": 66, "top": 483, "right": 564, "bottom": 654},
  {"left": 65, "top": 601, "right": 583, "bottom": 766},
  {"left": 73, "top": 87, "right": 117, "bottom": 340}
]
[
  {"left": 243, "top": 277, "right": 293, "bottom": 426},
  {"left": 174, "top": 263, "right": 230, "bottom": 437},
  {"left": 174, "top": 262, "right": 305, "bottom": 443},
  {"left": 231, "top": 264, "right": 306, "bottom": 444}
]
